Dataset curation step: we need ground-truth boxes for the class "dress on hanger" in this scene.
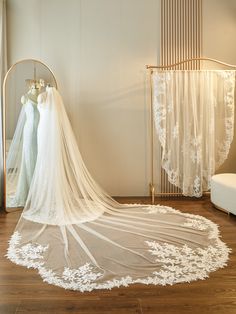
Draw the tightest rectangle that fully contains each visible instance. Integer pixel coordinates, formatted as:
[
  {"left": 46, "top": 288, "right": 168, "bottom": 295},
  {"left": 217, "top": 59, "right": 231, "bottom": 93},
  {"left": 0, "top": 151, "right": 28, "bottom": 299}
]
[
  {"left": 7, "top": 87, "right": 230, "bottom": 292},
  {"left": 7, "top": 95, "right": 40, "bottom": 207}
]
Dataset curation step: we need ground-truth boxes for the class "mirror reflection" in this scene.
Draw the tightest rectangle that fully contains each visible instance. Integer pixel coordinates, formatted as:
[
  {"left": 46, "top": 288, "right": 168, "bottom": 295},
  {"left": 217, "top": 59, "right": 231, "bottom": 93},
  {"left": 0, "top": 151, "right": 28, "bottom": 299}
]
[{"left": 5, "top": 60, "right": 57, "bottom": 211}]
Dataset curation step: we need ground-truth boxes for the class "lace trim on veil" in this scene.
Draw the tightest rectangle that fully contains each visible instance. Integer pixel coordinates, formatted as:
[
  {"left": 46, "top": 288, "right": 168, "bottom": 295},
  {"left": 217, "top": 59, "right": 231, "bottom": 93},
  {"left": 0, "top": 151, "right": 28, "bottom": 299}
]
[{"left": 6, "top": 205, "right": 230, "bottom": 292}]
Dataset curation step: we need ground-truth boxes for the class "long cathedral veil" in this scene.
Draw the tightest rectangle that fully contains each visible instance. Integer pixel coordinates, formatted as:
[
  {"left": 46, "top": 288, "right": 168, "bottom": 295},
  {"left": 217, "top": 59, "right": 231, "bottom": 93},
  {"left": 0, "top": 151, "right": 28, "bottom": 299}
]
[{"left": 7, "top": 87, "right": 230, "bottom": 292}]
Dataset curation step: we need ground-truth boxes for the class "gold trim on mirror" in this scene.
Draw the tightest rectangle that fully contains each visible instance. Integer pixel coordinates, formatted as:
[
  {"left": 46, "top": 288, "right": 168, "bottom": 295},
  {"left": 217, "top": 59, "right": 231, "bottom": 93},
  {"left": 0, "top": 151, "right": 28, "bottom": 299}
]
[{"left": 2, "top": 58, "right": 58, "bottom": 212}]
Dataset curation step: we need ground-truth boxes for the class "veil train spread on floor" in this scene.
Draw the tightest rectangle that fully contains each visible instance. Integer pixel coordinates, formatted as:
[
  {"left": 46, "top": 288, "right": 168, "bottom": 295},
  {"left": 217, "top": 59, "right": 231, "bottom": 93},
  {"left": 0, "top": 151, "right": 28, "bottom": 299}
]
[{"left": 6, "top": 87, "right": 230, "bottom": 292}]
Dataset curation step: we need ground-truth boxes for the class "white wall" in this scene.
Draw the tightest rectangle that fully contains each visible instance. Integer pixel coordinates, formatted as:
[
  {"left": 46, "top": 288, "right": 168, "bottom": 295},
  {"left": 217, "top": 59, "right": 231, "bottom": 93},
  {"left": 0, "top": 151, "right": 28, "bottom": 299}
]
[
  {"left": 7, "top": 0, "right": 160, "bottom": 196},
  {"left": 202, "top": 0, "right": 236, "bottom": 173}
]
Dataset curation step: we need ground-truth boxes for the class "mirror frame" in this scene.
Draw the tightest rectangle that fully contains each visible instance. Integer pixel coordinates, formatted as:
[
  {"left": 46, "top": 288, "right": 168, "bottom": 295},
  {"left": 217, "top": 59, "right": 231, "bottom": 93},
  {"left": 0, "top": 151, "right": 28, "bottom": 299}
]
[{"left": 2, "top": 58, "right": 58, "bottom": 212}]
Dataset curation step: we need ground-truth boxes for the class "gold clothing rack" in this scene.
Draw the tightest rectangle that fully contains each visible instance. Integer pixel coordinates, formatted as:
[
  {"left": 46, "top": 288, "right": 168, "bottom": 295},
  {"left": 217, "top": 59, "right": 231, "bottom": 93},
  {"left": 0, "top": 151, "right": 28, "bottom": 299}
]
[
  {"left": 146, "top": 57, "right": 236, "bottom": 204},
  {"left": 146, "top": 57, "right": 236, "bottom": 70}
]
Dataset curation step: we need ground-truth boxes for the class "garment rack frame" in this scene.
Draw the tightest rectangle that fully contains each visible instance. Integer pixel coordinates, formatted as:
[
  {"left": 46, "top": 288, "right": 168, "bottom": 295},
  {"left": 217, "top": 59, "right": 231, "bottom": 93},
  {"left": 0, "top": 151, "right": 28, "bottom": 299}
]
[{"left": 146, "top": 57, "right": 236, "bottom": 204}]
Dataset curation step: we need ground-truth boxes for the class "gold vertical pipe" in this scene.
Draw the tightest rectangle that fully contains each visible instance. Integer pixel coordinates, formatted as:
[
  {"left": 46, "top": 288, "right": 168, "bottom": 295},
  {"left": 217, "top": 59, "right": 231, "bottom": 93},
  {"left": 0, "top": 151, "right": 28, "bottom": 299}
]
[
  {"left": 149, "top": 70, "right": 154, "bottom": 203},
  {"left": 177, "top": 0, "right": 180, "bottom": 68},
  {"left": 167, "top": 0, "right": 169, "bottom": 66},
  {"left": 180, "top": 0, "right": 182, "bottom": 68},
  {"left": 188, "top": 0, "right": 191, "bottom": 69},
  {"left": 164, "top": 0, "right": 167, "bottom": 64},
  {"left": 194, "top": 0, "right": 196, "bottom": 69},
  {"left": 179, "top": 0, "right": 182, "bottom": 67},
  {"left": 179, "top": 0, "right": 182, "bottom": 68},
  {"left": 2, "top": 74, "right": 6, "bottom": 209},
  {"left": 183, "top": 0, "right": 186, "bottom": 65},
  {"left": 189, "top": 0, "right": 191, "bottom": 67},
  {"left": 161, "top": 0, "right": 163, "bottom": 65},
  {"left": 177, "top": 0, "right": 179, "bottom": 67},
  {"left": 182, "top": 0, "right": 184, "bottom": 69},
  {"left": 196, "top": 0, "right": 198, "bottom": 68},
  {"left": 198, "top": 0, "right": 200, "bottom": 66},
  {"left": 186, "top": 0, "right": 188, "bottom": 69},
  {"left": 170, "top": 0, "right": 173, "bottom": 65},
  {"left": 191, "top": 0, "right": 194, "bottom": 69},
  {"left": 173, "top": 0, "right": 175, "bottom": 65},
  {"left": 196, "top": 0, "right": 197, "bottom": 67},
  {"left": 195, "top": 0, "right": 197, "bottom": 68},
  {"left": 188, "top": 0, "right": 190, "bottom": 68},
  {"left": 199, "top": 0, "right": 202, "bottom": 66},
  {"left": 198, "top": 0, "right": 200, "bottom": 67},
  {"left": 162, "top": 0, "right": 165, "bottom": 65},
  {"left": 165, "top": 0, "right": 168, "bottom": 66},
  {"left": 197, "top": 0, "right": 199, "bottom": 68},
  {"left": 181, "top": 0, "right": 183, "bottom": 68},
  {"left": 193, "top": 0, "right": 195, "bottom": 69},
  {"left": 160, "top": 0, "right": 162, "bottom": 64},
  {"left": 189, "top": 0, "right": 191, "bottom": 69},
  {"left": 198, "top": 0, "right": 200, "bottom": 68}
]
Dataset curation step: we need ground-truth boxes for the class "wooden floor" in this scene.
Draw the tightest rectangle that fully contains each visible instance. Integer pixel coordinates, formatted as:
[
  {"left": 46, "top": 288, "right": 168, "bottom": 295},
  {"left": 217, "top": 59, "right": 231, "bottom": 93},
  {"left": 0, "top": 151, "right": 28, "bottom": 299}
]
[{"left": 0, "top": 197, "right": 236, "bottom": 314}]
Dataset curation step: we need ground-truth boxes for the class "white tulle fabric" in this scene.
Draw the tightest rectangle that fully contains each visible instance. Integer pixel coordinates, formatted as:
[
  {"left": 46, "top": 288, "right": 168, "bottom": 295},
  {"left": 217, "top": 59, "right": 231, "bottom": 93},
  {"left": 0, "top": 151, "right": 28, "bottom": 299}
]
[
  {"left": 152, "top": 70, "right": 235, "bottom": 197},
  {"left": 7, "top": 87, "right": 230, "bottom": 292}
]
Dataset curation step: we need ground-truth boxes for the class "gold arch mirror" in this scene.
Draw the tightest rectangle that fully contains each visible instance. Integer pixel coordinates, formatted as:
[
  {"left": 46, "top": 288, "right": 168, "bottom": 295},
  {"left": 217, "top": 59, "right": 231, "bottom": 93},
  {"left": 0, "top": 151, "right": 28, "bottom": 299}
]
[{"left": 3, "top": 59, "right": 58, "bottom": 212}]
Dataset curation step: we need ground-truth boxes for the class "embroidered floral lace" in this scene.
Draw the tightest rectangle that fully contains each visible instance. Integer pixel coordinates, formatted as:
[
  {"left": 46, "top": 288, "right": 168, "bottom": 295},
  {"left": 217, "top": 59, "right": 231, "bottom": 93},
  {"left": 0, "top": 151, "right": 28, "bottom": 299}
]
[{"left": 152, "top": 70, "right": 235, "bottom": 197}]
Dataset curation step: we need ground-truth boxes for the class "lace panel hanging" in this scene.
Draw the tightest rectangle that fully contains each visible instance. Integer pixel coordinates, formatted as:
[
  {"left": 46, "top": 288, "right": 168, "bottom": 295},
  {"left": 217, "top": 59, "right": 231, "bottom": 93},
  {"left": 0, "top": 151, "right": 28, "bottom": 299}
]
[{"left": 152, "top": 70, "right": 235, "bottom": 197}]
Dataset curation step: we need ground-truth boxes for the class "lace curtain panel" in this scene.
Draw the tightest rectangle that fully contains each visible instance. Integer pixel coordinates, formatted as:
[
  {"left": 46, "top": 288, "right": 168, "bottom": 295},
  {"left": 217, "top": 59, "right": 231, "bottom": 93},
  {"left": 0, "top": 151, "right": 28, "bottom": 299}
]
[{"left": 152, "top": 70, "right": 235, "bottom": 197}]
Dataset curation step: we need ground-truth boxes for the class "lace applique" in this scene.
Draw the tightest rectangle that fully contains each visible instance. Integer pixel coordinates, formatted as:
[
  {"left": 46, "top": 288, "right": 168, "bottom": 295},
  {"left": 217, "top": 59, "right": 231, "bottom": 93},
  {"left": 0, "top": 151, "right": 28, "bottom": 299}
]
[
  {"left": 146, "top": 205, "right": 177, "bottom": 214},
  {"left": 183, "top": 218, "right": 208, "bottom": 231},
  {"left": 193, "top": 176, "right": 201, "bottom": 197},
  {"left": 6, "top": 231, "right": 48, "bottom": 269},
  {"left": 62, "top": 264, "right": 103, "bottom": 285},
  {"left": 145, "top": 240, "right": 229, "bottom": 284},
  {"left": 172, "top": 123, "right": 179, "bottom": 139},
  {"left": 145, "top": 205, "right": 225, "bottom": 240}
]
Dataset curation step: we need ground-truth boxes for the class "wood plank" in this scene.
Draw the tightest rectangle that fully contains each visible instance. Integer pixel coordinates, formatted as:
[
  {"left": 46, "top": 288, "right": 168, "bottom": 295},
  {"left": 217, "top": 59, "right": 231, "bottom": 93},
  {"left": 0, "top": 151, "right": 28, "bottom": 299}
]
[{"left": 15, "top": 299, "right": 142, "bottom": 314}]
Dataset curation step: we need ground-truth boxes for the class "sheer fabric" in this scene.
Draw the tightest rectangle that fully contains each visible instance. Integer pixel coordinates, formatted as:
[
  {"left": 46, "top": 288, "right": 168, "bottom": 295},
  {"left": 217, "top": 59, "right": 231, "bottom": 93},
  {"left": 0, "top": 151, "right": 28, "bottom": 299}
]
[
  {"left": 7, "top": 87, "right": 230, "bottom": 292},
  {"left": 152, "top": 70, "right": 235, "bottom": 197}
]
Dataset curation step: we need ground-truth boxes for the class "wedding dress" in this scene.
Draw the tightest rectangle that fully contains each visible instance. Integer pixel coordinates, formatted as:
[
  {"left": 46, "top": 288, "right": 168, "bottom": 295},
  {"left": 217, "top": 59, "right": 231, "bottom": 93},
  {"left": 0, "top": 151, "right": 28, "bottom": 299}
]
[
  {"left": 7, "top": 87, "right": 230, "bottom": 292},
  {"left": 7, "top": 95, "right": 40, "bottom": 207}
]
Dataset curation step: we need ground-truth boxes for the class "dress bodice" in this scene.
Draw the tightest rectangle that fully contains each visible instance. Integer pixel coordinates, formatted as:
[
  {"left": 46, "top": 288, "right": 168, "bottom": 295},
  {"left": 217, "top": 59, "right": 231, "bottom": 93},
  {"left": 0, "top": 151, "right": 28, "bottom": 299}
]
[{"left": 23, "top": 97, "right": 40, "bottom": 125}]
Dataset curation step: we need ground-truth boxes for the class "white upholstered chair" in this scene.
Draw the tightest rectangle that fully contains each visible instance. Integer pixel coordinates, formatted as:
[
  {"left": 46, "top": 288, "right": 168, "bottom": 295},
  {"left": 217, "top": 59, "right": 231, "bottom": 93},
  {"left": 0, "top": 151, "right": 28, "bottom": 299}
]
[{"left": 211, "top": 173, "right": 236, "bottom": 215}]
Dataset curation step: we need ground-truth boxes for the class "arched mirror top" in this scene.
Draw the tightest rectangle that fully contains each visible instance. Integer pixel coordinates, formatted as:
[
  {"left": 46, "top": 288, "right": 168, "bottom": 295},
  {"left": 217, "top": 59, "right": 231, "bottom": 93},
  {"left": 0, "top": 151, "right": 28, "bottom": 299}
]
[{"left": 3, "top": 58, "right": 58, "bottom": 91}]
